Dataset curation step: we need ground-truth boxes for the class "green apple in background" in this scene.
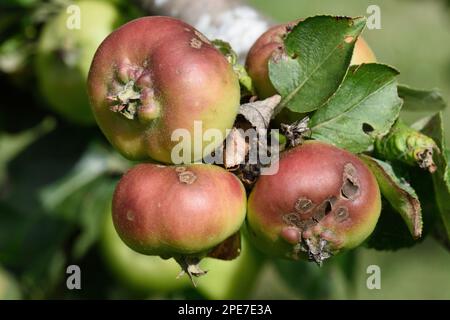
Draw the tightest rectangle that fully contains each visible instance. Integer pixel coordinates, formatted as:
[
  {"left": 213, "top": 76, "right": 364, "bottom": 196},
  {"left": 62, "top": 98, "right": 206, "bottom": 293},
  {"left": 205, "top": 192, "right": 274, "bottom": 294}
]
[
  {"left": 99, "top": 207, "right": 190, "bottom": 294},
  {"left": 35, "top": 0, "right": 122, "bottom": 125},
  {"left": 196, "top": 233, "right": 265, "bottom": 300}
]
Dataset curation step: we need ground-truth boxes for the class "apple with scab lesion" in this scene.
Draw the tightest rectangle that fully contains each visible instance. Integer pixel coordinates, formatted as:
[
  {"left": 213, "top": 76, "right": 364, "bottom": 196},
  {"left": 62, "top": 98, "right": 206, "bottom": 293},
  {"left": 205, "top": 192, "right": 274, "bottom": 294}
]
[
  {"left": 88, "top": 16, "right": 241, "bottom": 163},
  {"left": 246, "top": 141, "right": 382, "bottom": 265},
  {"left": 112, "top": 163, "right": 247, "bottom": 283}
]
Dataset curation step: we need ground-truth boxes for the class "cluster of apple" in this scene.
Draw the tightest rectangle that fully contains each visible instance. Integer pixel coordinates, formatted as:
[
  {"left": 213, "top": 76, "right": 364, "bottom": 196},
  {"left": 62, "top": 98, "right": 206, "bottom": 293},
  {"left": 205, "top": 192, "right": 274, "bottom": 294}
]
[{"left": 87, "top": 16, "right": 381, "bottom": 282}]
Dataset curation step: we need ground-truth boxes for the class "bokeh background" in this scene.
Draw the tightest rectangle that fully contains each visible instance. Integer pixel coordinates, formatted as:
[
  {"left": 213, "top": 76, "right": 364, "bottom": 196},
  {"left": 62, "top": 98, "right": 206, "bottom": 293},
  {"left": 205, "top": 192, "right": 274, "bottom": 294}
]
[{"left": 1, "top": 0, "right": 449, "bottom": 299}]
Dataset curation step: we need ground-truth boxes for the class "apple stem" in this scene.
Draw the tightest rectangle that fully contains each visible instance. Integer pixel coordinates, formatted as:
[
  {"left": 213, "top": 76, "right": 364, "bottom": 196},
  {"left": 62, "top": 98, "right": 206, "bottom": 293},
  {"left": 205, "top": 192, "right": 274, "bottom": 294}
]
[{"left": 174, "top": 255, "right": 208, "bottom": 287}]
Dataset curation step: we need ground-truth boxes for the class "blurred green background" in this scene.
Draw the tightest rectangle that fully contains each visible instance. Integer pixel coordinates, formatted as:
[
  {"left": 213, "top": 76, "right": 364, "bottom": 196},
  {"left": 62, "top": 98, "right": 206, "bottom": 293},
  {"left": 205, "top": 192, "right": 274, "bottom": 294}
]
[{"left": 0, "top": 0, "right": 449, "bottom": 300}]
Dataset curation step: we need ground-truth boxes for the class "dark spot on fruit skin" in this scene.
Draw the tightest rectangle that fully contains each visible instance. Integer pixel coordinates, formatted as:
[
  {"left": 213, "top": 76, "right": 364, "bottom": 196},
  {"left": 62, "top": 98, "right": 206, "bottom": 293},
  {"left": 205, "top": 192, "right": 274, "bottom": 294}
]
[
  {"left": 335, "top": 207, "right": 349, "bottom": 223},
  {"left": 341, "top": 163, "right": 360, "bottom": 200},
  {"left": 341, "top": 179, "right": 359, "bottom": 200},
  {"left": 175, "top": 166, "right": 186, "bottom": 173},
  {"left": 190, "top": 38, "right": 202, "bottom": 49},
  {"left": 194, "top": 30, "right": 211, "bottom": 45},
  {"left": 294, "top": 198, "right": 314, "bottom": 214},
  {"left": 283, "top": 213, "right": 301, "bottom": 226},
  {"left": 178, "top": 170, "right": 197, "bottom": 184},
  {"left": 312, "top": 199, "right": 333, "bottom": 222},
  {"left": 271, "top": 48, "right": 287, "bottom": 64}
]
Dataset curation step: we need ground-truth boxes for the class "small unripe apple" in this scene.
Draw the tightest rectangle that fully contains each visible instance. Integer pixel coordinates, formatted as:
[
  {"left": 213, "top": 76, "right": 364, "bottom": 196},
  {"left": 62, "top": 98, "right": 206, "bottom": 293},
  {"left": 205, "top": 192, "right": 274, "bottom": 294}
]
[
  {"left": 100, "top": 207, "right": 190, "bottom": 293},
  {"left": 112, "top": 163, "right": 247, "bottom": 280},
  {"left": 196, "top": 233, "right": 265, "bottom": 299},
  {"left": 36, "top": 0, "right": 121, "bottom": 125},
  {"left": 350, "top": 37, "right": 377, "bottom": 66},
  {"left": 246, "top": 141, "right": 381, "bottom": 265},
  {"left": 245, "top": 21, "right": 377, "bottom": 99},
  {"left": 88, "top": 16, "right": 240, "bottom": 163}
]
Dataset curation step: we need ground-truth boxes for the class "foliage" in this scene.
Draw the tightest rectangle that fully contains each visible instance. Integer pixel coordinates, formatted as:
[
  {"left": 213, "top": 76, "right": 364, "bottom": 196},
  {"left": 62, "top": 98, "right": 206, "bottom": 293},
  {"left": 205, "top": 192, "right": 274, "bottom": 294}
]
[{"left": 1, "top": 5, "right": 449, "bottom": 299}]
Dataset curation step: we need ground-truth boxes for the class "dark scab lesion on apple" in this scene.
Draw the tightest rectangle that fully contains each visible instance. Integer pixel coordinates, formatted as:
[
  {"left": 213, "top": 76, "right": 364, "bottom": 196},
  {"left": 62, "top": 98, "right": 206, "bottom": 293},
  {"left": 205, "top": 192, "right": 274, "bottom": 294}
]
[
  {"left": 271, "top": 46, "right": 288, "bottom": 64},
  {"left": 282, "top": 212, "right": 301, "bottom": 226},
  {"left": 335, "top": 206, "right": 349, "bottom": 223},
  {"left": 312, "top": 198, "right": 334, "bottom": 222},
  {"left": 175, "top": 166, "right": 187, "bottom": 173},
  {"left": 177, "top": 170, "right": 197, "bottom": 184},
  {"left": 294, "top": 197, "right": 314, "bottom": 214},
  {"left": 194, "top": 30, "right": 211, "bottom": 45},
  {"left": 284, "top": 195, "right": 336, "bottom": 231},
  {"left": 341, "top": 163, "right": 360, "bottom": 201},
  {"left": 190, "top": 37, "right": 203, "bottom": 49}
]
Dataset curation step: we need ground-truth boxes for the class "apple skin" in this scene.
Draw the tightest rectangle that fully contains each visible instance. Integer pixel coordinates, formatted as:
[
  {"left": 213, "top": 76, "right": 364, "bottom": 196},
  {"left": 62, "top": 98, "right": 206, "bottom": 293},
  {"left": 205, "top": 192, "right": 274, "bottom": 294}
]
[
  {"left": 245, "top": 21, "right": 377, "bottom": 99},
  {"left": 350, "top": 37, "right": 377, "bottom": 66},
  {"left": 246, "top": 141, "right": 381, "bottom": 261},
  {"left": 88, "top": 16, "right": 240, "bottom": 163},
  {"left": 112, "top": 163, "right": 247, "bottom": 258},
  {"left": 36, "top": 0, "right": 122, "bottom": 125}
]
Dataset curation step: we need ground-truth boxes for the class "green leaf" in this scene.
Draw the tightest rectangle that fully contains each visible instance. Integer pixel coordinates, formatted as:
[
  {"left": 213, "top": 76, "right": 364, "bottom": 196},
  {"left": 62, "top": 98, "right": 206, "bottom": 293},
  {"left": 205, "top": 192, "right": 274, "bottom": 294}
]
[
  {"left": 269, "top": 15, "right": 366, "bottom": 113},
  {"left": 56, "top": 177, "right": 117, "bottom": 259},
  {"left": 0, "top": 201, "right": 71, "bottom": 298},
  {"left": 39, "top": 141, "right": 130, "bottom": 214},
  {"left": 212, "top": 39, "right": 237, "bottom": 65},
  {"left": 0, "top": 0, "right": 38, "bottom": 8},
  {"left": 360, "top": 155, "right": 422, "bottom": 239},
  {"left": 366, "top": 200, "right": 420, "bottom": 250},
  {"left": 234, "top": 63, "right": 255, "bottom": 96},
  {"left": 2, "top": 125, "right": 97, "bottom": 214},
  {"left": 0, "top": 118, "right": 54, "bottom": 183},
  {"left": 310, "top": 64, "right": 402, "bottom": 153},
  {"left": 398, "top": 84, "right": 447, "bottom": 112},
  {"left": 421, "top": 113, "right": 450, "bottom": 240}
]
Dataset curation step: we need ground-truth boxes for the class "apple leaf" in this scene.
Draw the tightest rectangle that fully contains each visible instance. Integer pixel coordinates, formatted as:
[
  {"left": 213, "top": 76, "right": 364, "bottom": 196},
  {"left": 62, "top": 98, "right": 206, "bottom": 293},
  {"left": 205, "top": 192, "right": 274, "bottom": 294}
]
[
  {"left": 39, "top": 141, "right": 130, "bottom": 213},
  {"left": 310, "top": 64, "right": 402, "bottom": 153},
  {"left": 207, "top": 232, "right": 241, "bottom": 261},
  {"left": 269, "top": 15, "right": 366, "bottom": 114},
  {"left": 360, "top": 155, "right": 422, "bottom": 239},
  {"left": 55, "top": 176, "right": 117, "bottom": 259},
  {"left": 398, "top": 84, "right": 447, "bottom": 112},
  {"left": 421, "top": 113, "right": 450, "bottom": 241},
  {"left": 366, "top": 200, "right": 419, "bottom": 251}
]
